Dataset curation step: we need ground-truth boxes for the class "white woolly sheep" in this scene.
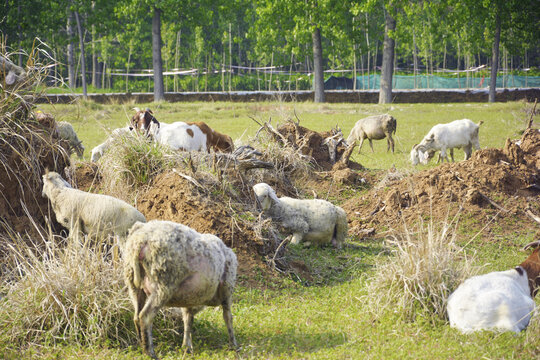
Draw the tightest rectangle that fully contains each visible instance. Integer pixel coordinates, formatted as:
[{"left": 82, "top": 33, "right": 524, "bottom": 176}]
[
  {"left": 123, "top": 220, "right": 238, "bottom": 358},
  {"left": 90, "top": 127, "right": 132, "bottom": 162},
  {"left": 447, "top": 240, "right": 540, "bottom": 333},
  {"left": 56, "top": 121, "right": 85, "bottom": 158},
  {"left": 252, "top": 183, "right": 347, "bottom": 248},
  {"left": 410, "top": 119, "right": 482, "bottom": 165},
  {"left": 42, "top": 171, "right": 146, "bottom": 243},
  {"left": 346, "top": 114, "right": 397, "bottom": 153}
]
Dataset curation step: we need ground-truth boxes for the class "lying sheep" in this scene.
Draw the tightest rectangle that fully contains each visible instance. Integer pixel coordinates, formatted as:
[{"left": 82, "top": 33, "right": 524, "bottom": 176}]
[
  {"left": 346, "top": 114, "right": 397, "bottom": 153},
  {"left": 42, "top": 171, "right": 146, "bottom": 243},
  {"left": 90, "top": 127, "right": 132, "bottom": 162},
  {"left": 253, "top": 183, "right": 347, "bottom": 248},
  {"left": 410, "top": 119, "right": 482, "bottom": 165},
  {"left": 124, "top": 220, "right": 238, "bottom": 357},
  {"left": 447, "top": 240, "right": 540, "bottom": 333},
  {"left": 55, "top": 121, "right": 85, "bottom": 159}
]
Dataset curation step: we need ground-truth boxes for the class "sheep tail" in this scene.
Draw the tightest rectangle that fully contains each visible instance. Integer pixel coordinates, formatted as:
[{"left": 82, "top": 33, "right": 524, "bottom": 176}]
[
  {"left": 131, "top": 242, "right": 148, "bottom": 288},
  {"left": 477, "top": 120, "right": 484, "bottom": 127},
  {"left": 334, "top": 208, "right": 348, "bottom": 247}
]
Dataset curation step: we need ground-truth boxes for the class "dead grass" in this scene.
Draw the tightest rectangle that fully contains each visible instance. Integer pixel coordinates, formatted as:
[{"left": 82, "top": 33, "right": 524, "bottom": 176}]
[{"left": 364, "top": 213, "right": 478, "bottom": 323}]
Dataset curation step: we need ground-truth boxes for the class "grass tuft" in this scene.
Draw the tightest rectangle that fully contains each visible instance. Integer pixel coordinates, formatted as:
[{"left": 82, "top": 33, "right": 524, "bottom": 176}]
[{"left": 364, "top": 215, "right": 478, "bottom": 324}]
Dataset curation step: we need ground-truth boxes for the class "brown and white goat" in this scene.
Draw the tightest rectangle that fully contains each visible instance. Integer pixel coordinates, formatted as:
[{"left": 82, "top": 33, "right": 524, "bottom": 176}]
[
  {"left": 447, "top": 240, "right": 540, "bottom": 333},
  {"left": 130, "top": 108, "right": 234, "bottom": 153}
]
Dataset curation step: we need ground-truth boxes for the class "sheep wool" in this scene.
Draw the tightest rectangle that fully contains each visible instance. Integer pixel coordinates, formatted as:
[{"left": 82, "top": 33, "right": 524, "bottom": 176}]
[
  {"left": 123, "top": 220, "right": 238, "bottom": 357},
  {"left": 253, "top": 183, "right": 347, "bottom": 248}
]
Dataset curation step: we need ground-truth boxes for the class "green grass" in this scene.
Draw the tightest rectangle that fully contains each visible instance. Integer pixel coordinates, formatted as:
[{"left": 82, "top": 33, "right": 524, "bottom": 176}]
[{"left": 5, "top": 100, "right": 538, "bottom": 359}]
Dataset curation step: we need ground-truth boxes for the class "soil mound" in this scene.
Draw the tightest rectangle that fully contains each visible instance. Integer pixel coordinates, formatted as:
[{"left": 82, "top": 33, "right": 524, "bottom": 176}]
[
  {"left": 343, "top": 128, "right": 540, "bottom": 238},
  {"left": 136, "top": 171, "right": 277, "bottom": 286}
]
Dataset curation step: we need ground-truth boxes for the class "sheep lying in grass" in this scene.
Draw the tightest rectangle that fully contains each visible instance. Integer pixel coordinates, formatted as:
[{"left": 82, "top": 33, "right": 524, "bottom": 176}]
[
  {"left": 253, "top": 183, "right": 347, "bottom": 248},
  {"left": 55, "top": 121, "right": 85, "bottom": 159},
  {"left": 90, "top": 127, "right": 132, "bottom": 162},
  {"left": 447, "top": 240, "right": 540, "bottom": 333},
  {"left": 124, "top": 220, "right": 238, "bottom": 358},
  {"left": 42, "top": 171, "right": 146, "bottom": 243}
]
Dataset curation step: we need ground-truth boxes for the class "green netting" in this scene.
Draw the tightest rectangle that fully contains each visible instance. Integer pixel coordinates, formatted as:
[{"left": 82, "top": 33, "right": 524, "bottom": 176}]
[{"left": 353, "top": 74, "right": 540, "bottom": 90}]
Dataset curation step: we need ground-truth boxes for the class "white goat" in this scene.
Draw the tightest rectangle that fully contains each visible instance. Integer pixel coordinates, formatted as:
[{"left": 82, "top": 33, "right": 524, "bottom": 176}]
[
  {"left": 346, "top": 114, "right": 397, "bottom": 153},
  {"left": 253, "top": 183, "right": 348, "bottom": 248},
  {"left": 410, "top": 119, "right": 482, "bottom": 165},
  {"left": 42, "top": 171, "right": 146, "bottom": 243},
  {"left": 150, "top": 121, "right": 208, "bottom": 152},
  {"left": 124, "top": 220, "right": 238, "bottom": 357},
  {"left": 90, "top": 127, "right": 132, "bottom": 162},
  {"left": 56, "top": 121, "right": 85, "bottom": 158},
  {"left": 447, "top": 240, "right": 540, "bottom": 333}
]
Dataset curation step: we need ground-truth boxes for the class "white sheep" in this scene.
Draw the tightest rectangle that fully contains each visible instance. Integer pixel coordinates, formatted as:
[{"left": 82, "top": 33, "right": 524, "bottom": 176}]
[
  {"left": 410, "top": 119, "right": 482, "bottom": 165},
  {"left": 123, "top": 220, "right": 238, "bottom": 357},
  {"left": 41, "top": 171, "right": 146, "bottom": 243},
  {"left": 447, "top": 240, "right": 540, "bottom": 333},
  {"left": 253, "top": 183, "right": 348, "bottom": 248},
  {"left": 90, "top": 127, "right": 132, "bottom": 162},
  {"left": 56, "top": 121, "right": 85, "bottom": 159},
  {"left": 346, "top": 114, "right": 397, "bottom": 153}
]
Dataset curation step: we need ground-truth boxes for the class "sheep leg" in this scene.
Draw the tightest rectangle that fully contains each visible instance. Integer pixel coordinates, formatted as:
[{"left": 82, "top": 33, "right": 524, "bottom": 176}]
[
  {"left": 222, "top": 300, "right": 238, "bottom": 349},
  {"left": 181, "top": 307, "right": 196, "bottom": 353},
  {"left": 368, "top": 139, "right": 374, "bottom": 152},
  {"left": 127, "top": 285, "right": 147, "bottom": 344},
  {"left": 449, "top": 148, "right": 455, "bottom": 162},
  {"left": 463, "top": 144, "right": 472, "bottom": 160},
  {"left": 387, "top": 134, "right": 395, "bottom": 153},
  {"left": 357, "top": 137, "right": 365, "bottom": 153},
  {"left": 138, "top": 293, "right": 160, "bottom": 359}
]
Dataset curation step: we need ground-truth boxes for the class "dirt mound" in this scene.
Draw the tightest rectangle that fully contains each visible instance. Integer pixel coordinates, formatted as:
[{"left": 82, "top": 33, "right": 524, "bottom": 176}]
[
  {"left": 136, "top": 171, "right": 278, "bottom": 287},
  {"left": 0, "top": 119, "right": 70, "bottom": 237},
  {"left": 343, "top": 128, "right": 540, "bottom": 239}
]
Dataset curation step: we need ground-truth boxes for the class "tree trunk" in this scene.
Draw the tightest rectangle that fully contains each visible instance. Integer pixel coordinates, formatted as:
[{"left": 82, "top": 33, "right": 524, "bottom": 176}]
[
  {"left": 67, "top": 10, "right": 76, "bottom": 88},
  {"left": 489, "top": 10, "right": 501, "bottom": 102},
  {"left": 379, "top": 9, "right": 396, "bottom": 104},
  {"left": 152, "top": 6, "right": 165, "bottom": 102},
  {"left": 74, "top": 10, "right": 87, "bottom": 98},
  {"left": 312, "top": 27, "right": 325, "bottom": 103}
]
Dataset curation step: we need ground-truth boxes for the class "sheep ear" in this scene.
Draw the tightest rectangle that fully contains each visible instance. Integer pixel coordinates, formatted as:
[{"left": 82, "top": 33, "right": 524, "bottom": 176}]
[
  {"left": 133, "top": 107, "right": 140, "bottom": 113},
  {"left": 412, "top": 144, "right": 418, "bottom": 150},
  {"left": 523, "top": 240, "right": 540, "bottom": 251}
]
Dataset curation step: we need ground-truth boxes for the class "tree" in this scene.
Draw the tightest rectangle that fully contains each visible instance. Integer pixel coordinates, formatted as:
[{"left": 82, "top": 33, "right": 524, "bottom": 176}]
[
  {"left": 379, "top": 7, "right": 396, "bottom": 104},
  {"left": 152, "top": 5, "right": 165, "bottom": 101}
]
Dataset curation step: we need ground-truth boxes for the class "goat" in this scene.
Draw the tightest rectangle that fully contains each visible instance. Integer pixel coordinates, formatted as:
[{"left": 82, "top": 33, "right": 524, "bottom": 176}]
[
  {"left": 410, "top": 119, "right": 482, "bottom": 165},
  {"left": 124, "top": 220, "right": 238, "bottom": 358},
  {"left": 346, "top": 114, "right": 397, "bottom": 153},
  {"left": 447, "top": 240, "right": 540, "bottom": 333},
  {"left": 131, "top": 108, "right": 234, "bottom": 153},
  {"left": 90, "top": 127, "right": 132, "bottom": 162}
]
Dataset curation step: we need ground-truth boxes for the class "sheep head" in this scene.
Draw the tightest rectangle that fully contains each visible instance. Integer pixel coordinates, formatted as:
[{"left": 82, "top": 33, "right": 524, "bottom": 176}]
[
  {"left": 252, "top": 183, "right": 279, "bottom": 211},
  {"left": 521, "top": 240, "right": 540, "bottom": 297},
  {"left": 42, "top": 171, "right": 72, "bottom": 197},
  {"left": 410, "top": 144, "right": 429, "bottom": 165}
]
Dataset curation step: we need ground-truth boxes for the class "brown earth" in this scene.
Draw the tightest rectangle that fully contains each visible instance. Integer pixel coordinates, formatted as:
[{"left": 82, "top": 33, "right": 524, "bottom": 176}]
[{"left": 342, "top": 128, "right": 540, "bottom": 241}]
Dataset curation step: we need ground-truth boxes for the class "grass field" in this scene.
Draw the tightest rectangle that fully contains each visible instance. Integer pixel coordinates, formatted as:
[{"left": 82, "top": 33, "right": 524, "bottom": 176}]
[{"left": 3, "top": 100, "right": 538, "bottom": 359}]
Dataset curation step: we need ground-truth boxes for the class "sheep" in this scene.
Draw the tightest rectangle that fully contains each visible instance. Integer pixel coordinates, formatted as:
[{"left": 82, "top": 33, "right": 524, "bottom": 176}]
[
  {"left": 55, "top": 121, "right": 85, "bottom": 159},
  {"left": 90, "top": 127, "right": 132, "bottom": 162},
  {"left": 410, "top": 119, "right": 482, "bottom": 166},
  {"left": 130, "top": 108, "right": 234, "bottom": 152},
  {"left": 447, "top": 240, "right": 540, "bottom": 334},
  {"left": 346, "top": 114, "right": 397, "bottom": 153},
  {"left": 123, "top": 220, "right": 238, "bottom": 358},
  {"left": 252, "top": 183, "right": 347, "bottom": 248},
  {"left": 41, "top": 171, "right": 146, "bottom": 243}
]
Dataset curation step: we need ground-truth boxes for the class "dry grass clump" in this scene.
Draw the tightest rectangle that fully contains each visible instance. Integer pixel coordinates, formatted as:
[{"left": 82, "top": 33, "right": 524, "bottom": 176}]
[
  {"left": 0, "top": 228, "right": 135, "bottom": 347},
  {"left": 365, "top": 216, "right": 477, "bottom": 323}
]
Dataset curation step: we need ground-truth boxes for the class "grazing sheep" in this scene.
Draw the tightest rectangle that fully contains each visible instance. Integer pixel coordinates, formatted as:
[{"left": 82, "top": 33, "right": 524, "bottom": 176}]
[
  {"left": 130, "top": 108, "right": 234, "bottom": 152},
  {"left": 253, "top": 183, "right": 347, "bottom": 248},
  {"left": 41, "top": 171, "right": 146, "bottom": 242},
  {"left": 346, "top": 114, "right": 397, "bottom": 153},
  {"left": 410, "top": 119, "right": 482, "bottom": 165},
  {"left": 90, "top": 127, "right": 132, "bottom": 162},
  {"left": 56, "top": 121, "right": 85, "bottom": 159},
  {"left": 447, "top": 240, "right": 540, "bottom": 334},
  {"left": 124, "top": 220, "right": 238, "bottom": 358}
]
